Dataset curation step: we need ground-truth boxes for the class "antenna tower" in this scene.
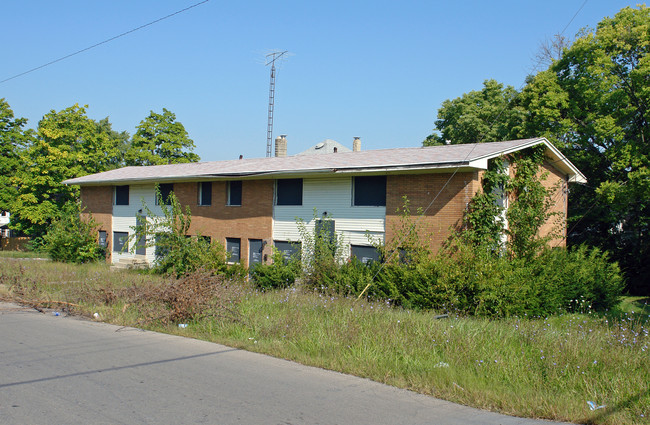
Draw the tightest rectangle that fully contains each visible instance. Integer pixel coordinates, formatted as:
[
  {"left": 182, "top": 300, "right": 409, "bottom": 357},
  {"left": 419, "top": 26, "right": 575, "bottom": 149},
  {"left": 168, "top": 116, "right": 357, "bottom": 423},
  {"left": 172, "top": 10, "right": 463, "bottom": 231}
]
[{"left": 266, "top": 51, "right": 288, "bottom": 157}]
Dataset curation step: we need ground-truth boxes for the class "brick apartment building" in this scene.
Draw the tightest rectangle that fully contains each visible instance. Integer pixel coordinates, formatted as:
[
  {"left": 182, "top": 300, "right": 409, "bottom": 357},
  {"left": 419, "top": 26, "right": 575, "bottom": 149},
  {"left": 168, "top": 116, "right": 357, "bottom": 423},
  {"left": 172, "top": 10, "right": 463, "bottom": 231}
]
[{"left": 63, "top": 137, "right": 586, "bottom": 268}]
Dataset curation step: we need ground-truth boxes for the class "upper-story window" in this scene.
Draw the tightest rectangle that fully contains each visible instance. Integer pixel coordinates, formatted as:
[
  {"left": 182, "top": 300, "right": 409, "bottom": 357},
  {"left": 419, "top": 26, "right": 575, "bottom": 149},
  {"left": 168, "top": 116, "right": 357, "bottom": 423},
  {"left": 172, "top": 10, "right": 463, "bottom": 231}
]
[
  {"left": 275, "top": 178, "right": 303, "bottom": 206},
  {"left": 198, "top": 182, "right": 212, "bottom": 206},
  {"left": 353, "top": 176, "right": 386, "bottom": 206},
  {"left": 156, "top": 183, "right": 174, "bottom": 205},
  {"left": 227, "top": 181, "right": 242, "bottom": 206},
  {"left": 114, "top": 185, "right": 129, "bottom": 206}
]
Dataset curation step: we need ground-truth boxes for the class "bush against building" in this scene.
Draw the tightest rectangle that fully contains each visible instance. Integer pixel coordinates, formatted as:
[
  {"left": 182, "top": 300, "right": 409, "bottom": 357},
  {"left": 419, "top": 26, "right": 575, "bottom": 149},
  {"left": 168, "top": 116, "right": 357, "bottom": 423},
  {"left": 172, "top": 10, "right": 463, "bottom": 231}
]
[{"left": 42, "top": 201, "right": 106, "bottom": 263}]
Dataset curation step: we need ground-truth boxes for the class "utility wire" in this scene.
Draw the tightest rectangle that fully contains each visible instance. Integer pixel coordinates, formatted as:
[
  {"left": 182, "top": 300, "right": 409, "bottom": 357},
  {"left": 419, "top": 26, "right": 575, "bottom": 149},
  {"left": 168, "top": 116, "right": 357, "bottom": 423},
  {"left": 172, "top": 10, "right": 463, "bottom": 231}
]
[{"left": 0, "top": 0, "right": 210, "bottom": 85}]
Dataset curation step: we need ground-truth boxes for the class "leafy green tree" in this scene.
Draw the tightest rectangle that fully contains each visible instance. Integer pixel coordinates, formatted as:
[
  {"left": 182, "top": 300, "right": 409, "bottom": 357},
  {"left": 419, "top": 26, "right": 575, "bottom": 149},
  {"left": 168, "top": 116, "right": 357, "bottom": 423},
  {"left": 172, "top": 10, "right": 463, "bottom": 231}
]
[
  {"left": 125, "top": 108, "right": 200, "bottom": 166},
  {"left": 11, "top": 104, "right": 122, "bottom": 236},
  {"left": 0, "top": 99, "right": 33, "bottom": 216},
  {"left": 423, "top": 79, "right": 525, "bottom": 146}
]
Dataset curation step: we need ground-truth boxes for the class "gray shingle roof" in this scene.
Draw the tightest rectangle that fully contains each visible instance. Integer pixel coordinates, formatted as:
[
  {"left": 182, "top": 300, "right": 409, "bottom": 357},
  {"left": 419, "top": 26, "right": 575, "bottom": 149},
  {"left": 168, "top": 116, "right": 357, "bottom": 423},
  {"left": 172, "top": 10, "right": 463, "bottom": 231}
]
[{"left": 63, "top": 138, "right": 586, "bottom": 185}]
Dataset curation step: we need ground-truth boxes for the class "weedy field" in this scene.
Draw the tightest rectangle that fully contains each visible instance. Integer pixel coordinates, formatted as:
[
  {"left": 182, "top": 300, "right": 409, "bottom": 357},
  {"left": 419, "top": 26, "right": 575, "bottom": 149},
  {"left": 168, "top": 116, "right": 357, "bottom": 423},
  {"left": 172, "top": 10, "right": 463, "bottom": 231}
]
[{"left": 0, "top": 258, "right": 647, "bottom": 425}]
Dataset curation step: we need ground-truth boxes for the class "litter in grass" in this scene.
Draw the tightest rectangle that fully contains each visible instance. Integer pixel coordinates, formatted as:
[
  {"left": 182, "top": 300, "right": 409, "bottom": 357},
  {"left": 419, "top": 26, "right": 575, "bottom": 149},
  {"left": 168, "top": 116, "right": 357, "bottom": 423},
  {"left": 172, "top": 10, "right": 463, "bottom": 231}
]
[
  {"left": 433, "top": 362, "right": 450, "bottom": 368},
  {"left": 178, "top": 323, "right": 188, "bottom": 329},
  {"left": 52, "top": 312, "right": 60, "bottom": 316},
  {"left": 587, "top": 401, "right": 606, "bottom": 411}
]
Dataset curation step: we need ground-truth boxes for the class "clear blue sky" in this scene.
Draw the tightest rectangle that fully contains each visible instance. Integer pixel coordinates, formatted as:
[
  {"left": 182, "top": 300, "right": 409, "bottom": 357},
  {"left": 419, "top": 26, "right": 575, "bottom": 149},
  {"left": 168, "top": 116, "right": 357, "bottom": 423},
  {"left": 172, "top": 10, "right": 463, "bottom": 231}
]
[{"left": 1, "top": 0, "right": 639, "bottom": 162}]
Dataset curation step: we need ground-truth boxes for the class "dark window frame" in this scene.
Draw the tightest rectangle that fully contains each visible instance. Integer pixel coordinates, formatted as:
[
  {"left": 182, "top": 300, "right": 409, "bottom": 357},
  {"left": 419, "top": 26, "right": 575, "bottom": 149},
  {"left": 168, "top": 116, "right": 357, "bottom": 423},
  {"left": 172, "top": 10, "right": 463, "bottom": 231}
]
[
  {"left": 227, "top": 180, "right": 242, "bottom": 206},
  {"left": 274, "top": 240, "right": 302, "bottom": 262},
  {"left": 352, "top": 176, "right": 386, "bottom": 206},
  {"left": 198, "top": 181, "right": 212, "bottom": 206},
  {"left": 114, "top": 185, "right": 129, "bottom": 206},
  {"left": 275, "top": 178, "right": 303, "bottom": 206}
]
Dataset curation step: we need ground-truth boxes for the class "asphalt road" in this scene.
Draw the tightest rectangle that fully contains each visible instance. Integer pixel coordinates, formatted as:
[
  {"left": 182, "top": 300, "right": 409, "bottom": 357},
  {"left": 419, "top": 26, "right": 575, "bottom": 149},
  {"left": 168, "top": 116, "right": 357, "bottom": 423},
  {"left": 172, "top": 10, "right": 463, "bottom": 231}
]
[{"left": 0, "top": 302, "right": 569, "bottom": 425}]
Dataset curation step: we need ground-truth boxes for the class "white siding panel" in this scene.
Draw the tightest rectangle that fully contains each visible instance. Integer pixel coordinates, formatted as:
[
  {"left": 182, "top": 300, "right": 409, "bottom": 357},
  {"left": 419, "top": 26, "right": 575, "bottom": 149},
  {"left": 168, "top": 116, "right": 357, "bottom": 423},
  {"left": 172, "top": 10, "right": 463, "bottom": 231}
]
[
  {"left": 272, "top": 177, "right": 385, "bottom": 256},
  {"left": 111, "top": 184, "right": 163, "bottom": 264}
]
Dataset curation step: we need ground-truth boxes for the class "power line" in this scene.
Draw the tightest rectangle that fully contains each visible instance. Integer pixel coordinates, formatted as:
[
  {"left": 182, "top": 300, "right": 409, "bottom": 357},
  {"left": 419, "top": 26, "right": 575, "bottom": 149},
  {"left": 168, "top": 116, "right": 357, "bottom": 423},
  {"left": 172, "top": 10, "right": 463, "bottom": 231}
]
[{"left": 0, "top": 0, "right": 210, "bottom": 85}]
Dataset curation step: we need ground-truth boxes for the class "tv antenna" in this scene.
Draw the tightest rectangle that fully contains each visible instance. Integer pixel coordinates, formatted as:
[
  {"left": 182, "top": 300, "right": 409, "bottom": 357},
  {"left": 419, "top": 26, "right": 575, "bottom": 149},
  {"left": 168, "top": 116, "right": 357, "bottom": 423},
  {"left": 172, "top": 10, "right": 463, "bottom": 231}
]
[{"left": 265, "top": 51, "right": 288, "bottom": 157}]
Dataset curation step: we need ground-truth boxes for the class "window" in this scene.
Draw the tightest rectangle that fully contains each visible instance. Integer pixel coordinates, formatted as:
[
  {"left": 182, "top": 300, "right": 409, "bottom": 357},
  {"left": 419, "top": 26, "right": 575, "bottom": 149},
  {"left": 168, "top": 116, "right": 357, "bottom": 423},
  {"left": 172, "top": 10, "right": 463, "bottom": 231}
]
[
  {"left": 227, "top": 181, "right": 242, "bottom": 206},
  {"left": 226, "top": 238, "right": 241, "bottom": 263},
  {"left": 114, "top": 185, "right": 129, "bottom": 205},
  {"left": 276, "top": 178, "right": 303, "bottom": 206},
  {"left": 113, "top": 232, "right": 128, "bottom": 252},
  {"left": 155, "top": 233, "right": 171, "bottom": 260},
  {"left": 350, "top": 245, "right": 381, "bottom": 264},
  {"left": 353, "top": 176, "right": 386, "bottom": 206},
  {"left": 274, "top": 241, "right": 301, "bottom": 262},
  {"left": 156, "top": 183, "right": 174, "bottom": 205},
  {"left": 198, "top": 182, "right": 212, "bottom": 206},
  {"left": 98, "top": 231, "right": 108, "bottom": 248}
]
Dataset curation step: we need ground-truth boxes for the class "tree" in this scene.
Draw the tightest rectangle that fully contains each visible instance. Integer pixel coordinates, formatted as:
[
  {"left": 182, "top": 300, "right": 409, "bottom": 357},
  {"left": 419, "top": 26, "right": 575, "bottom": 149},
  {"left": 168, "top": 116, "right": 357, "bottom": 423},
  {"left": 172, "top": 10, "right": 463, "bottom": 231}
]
[
  {"left": 125, "top": 108, "right": 200, "bottom": 166},
  {"left": 424, "top": 5, "right": 650, "bottom": 293},
  {"left": 423, "top": 79, "right": 525, "bottom": 146},
  {"left": 0, "top": 99, "right": 33, "bottom": 215},
  {"left": 11, "top": 104, "right": 123, "bottom": 237}
]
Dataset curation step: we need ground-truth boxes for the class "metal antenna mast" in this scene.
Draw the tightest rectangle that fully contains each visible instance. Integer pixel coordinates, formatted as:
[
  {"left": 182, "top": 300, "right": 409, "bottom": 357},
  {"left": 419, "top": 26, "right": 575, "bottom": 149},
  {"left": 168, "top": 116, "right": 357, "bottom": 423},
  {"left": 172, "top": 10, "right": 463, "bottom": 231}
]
[{"left": 265, "top": 51, "right": 287, "bottom": 157}]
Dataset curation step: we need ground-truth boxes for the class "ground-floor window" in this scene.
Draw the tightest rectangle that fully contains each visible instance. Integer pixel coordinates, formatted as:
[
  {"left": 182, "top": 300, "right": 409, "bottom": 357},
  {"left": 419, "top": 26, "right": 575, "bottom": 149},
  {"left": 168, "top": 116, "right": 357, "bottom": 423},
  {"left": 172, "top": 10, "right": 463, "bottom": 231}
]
[
  {"left": 113, "top": 232, "right": 128, "bottom": 252},
  {"left": 274, "top": 240, "right": 301, "bottom": 262},
  {"left": 350, "top": 244, "right": 381, "bottom": 264},
  {"left": 226, "top": 237, "right": 241, "bottom": 263}
]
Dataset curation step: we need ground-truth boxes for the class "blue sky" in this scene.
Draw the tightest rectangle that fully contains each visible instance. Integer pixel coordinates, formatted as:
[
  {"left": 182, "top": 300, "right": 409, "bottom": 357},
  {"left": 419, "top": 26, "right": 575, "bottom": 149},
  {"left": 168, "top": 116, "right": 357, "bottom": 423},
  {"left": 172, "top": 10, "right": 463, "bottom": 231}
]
[{"left": 1, "top": 0, "right": 639, "bottom": 162}]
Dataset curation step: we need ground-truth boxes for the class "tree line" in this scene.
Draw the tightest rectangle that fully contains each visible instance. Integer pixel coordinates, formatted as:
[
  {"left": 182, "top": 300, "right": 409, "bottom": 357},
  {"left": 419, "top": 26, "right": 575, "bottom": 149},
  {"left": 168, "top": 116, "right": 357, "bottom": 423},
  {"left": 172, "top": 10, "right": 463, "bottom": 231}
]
[
  {"left": 0, "top": 102, "right": 199, "bottom": 237},
  {"left": 424, "top": 5, "right": 649, "bottom": 295}
]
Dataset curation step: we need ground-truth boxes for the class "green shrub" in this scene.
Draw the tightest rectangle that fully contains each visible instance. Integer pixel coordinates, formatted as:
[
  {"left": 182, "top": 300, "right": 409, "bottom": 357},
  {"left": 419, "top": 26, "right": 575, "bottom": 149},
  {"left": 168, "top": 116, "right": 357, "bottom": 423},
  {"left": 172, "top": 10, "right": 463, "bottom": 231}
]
[
  {"left": 42, "top": 201, "right": 106, "bottom": 263},
  {"left": 250, "top": 249, "right": 300, "bottom": 290}
]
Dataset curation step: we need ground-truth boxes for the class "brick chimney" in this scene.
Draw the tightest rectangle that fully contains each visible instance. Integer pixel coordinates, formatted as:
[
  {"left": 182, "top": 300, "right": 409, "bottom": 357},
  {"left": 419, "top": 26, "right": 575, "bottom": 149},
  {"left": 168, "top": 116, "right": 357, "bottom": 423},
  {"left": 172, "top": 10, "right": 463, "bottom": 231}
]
[
  {"left": 353, "top": 137, "right": 361, "bottom": 152},
  {"left": 275, "top": 135, "right": 287, "bottom": 157}
]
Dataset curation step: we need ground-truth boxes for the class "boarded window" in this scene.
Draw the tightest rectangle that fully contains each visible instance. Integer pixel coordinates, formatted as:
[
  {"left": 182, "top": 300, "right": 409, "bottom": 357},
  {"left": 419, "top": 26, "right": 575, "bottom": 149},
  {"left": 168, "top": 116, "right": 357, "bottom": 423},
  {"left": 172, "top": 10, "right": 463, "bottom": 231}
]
[
  {"left": 98, "top": 231, "right": 108, "bottom": 248},
  {"left": 353, "top": 176, "right": 386, "bottom": 206},
  {"left": 157, "top": 184, "right": 174, "bottom": 205},
  {"left": 274, "top": 240, "right": 302, "bottom": 262},
  {"left": 350, "top": 245, "right": 381, "bottom": 264},
  {"left": 227, "top": 181, "right": 242, "bottom": 206},
  {"left": 276, "top": 179, "right": 302, "bottom": 206},
  {"left": 113, "top": 232, "right": 128, "bottom": 252},
  {"left": 226, "top": 238, "right": 241, "bottom": 263},
  {"left": 198, "top": 182, "right": 212, "bottom": 206},
  {"left": 115, "top": 185, "right": 129, "bottom": 205}
]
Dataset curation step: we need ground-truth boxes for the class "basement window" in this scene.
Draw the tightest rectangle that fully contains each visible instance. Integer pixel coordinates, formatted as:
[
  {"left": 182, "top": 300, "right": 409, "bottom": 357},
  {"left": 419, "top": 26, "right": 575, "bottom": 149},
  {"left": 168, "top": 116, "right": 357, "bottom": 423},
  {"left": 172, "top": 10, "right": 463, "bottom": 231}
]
[
  {"left": 227, "top": 181, "right": 242, "bottom": 206},
  {"left": 275, "top": 179, "right": 303, "bottom": 206},
  {"left": 198, "top": 182, "right": 212, "bottom": 206},
  {"left": 114, "top": 185, "right": 129, "bottom": 206},
  {"left": 353, "top": 176, "right": 386, "bottom": 206},
  {"left": 156, "top": 184, "right": 174, "bottom": 205}
]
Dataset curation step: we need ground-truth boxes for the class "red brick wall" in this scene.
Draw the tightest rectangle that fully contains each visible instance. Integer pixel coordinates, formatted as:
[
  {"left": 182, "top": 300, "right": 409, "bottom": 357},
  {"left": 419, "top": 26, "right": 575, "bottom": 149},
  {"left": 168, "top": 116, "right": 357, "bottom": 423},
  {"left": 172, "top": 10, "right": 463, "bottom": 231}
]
[
  {"left": 80, "top": 186, "right": 113, "bottom": 262},
  {"left": 538, "top": 161, "right": 568, "bottom": 247},
  {"left": 385, "top": 172, "right": 481, "bottom": 254},
  {"left": 174, "top": 180, "right": 274, "bottom": 267}
]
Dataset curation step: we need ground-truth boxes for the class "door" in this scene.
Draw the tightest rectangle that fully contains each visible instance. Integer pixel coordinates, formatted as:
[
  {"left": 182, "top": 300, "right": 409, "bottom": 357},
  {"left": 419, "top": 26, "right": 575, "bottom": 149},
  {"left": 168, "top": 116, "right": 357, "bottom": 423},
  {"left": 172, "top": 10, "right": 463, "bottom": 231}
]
[{"left": 249, "top": 239, "right": 264, "bottom": 267}]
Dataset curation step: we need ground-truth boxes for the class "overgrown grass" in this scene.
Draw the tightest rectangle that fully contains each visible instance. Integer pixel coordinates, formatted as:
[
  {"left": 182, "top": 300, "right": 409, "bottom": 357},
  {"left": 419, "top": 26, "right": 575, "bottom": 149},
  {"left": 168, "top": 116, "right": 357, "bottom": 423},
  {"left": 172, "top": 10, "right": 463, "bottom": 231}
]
[
  {"left": 0, "top": 259, "right": 647, "bottom": 425},
  {"left": 0, "top": 250, "right": 47, "bottom": 259}
]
